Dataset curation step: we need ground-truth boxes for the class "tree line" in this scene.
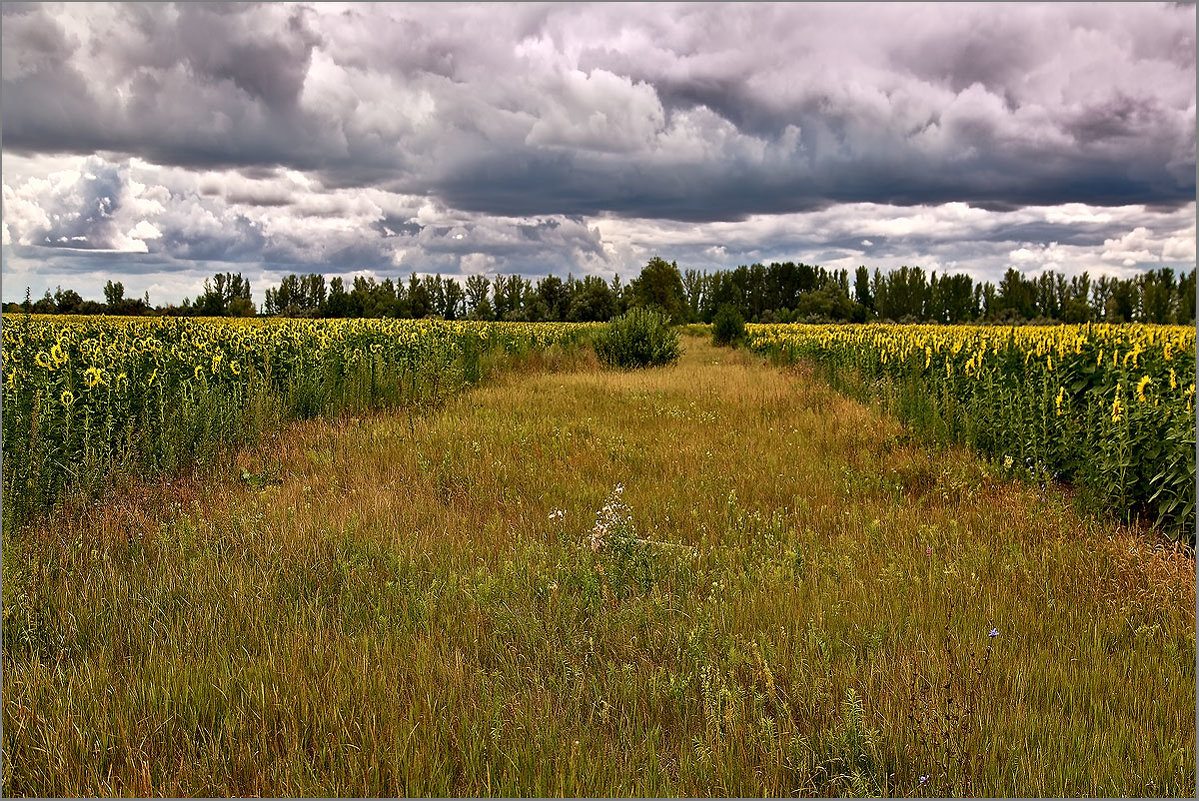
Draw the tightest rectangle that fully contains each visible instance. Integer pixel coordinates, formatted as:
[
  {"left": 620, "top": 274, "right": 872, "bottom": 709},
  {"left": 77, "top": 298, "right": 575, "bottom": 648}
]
[{"left": 7, "top": 258, "right": 1196, "bottom": 325}]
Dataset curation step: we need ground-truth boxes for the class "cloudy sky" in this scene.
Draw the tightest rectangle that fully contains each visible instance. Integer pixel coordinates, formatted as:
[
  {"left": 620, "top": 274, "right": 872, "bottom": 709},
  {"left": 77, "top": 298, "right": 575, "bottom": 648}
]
[{"left": 2, "top": 2, "right": 1195, "bottom": 306}]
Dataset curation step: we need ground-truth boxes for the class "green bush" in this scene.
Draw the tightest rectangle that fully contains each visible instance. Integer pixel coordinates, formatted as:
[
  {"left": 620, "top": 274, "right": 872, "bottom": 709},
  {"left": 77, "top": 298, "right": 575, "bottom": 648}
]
[
  {"left": 593, "top": 308, "right": 680, "bottom": 369},
  {"left": 712, "top": 304, "right": 746, "bottom": 347}
]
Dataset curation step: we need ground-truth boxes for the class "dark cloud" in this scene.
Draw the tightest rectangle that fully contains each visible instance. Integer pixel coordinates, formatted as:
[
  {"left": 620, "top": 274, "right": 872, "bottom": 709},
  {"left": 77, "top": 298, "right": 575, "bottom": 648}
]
[
  {"left": 2, "top": 3, "right": 1194, "bottom": 302},
  {"left": 4, "top": 2, "right": 1194, "bottom": 217}
]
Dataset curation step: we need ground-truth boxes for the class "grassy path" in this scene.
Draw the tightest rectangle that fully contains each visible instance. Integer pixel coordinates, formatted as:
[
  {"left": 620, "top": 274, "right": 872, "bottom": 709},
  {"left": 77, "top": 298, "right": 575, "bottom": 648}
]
[{"left": 3, "top": 337, "right": 1194, "bottom": 796}]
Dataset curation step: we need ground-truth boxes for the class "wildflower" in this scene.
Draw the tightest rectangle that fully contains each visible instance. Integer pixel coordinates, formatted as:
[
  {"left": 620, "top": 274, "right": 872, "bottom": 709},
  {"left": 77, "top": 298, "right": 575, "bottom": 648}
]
[
  {"left": 1003, "top": 454, "right": 1013, "bottom": 469},
  {"left": 193, "top": 365, "right": 204, "bottom": 381},
  {"left": 590, "top": 522, "right": 608, "bottom": 552},
  {"left": 989, "top": 627, "right": 999, "bottom": 638},
  {"left": 920, "top": 775, "right": 929, "bottom": 786},
  {"left": 925, "top": 546, "right": 932, "bottom": 556},
  {"left": 60, "top": 389, "right": 74, "bottom": 406},
  {"left": 1169, "top": 368, "right": 1177, "bottom": 390},
  {"left": 1111, "top": 386, "right": 1123, "bottom": 423},
  {"left": 1055, "top": 385, "right": 1065, "bottom": 416}
]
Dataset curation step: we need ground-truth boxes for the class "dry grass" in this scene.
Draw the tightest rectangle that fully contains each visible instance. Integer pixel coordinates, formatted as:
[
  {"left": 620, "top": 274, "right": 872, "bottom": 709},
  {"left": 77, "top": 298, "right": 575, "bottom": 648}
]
[{"left": 3, "top": 336, "right": 1194, "bottom": 797}]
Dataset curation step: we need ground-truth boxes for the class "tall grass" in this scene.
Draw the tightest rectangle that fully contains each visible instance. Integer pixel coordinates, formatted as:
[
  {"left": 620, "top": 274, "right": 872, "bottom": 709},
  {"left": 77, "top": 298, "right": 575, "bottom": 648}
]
[{"left": 3, "top": 337, "right": 1192, "bottom": 796}]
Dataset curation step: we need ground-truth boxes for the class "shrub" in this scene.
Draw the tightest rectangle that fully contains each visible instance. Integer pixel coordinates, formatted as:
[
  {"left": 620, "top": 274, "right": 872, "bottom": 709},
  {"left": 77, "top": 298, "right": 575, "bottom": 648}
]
[
  {"left": 712, "top": 304, "right": 746, "bottom": 347},
  {"left": 593, "top": 308, "right": 680, "bottom": 369}
]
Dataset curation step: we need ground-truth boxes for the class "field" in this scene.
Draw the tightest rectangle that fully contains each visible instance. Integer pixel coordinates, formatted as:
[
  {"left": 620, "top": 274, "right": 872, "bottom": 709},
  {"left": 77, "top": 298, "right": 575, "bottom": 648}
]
[
  {"left": 2, "top": 315, "right": 598, "bottom": 526},
  {"left": 746, "top": 323, "right": 1197, "bottom": 542},
  {"left": 1, "top": 322, "right": 1195, "bottom": 797}
]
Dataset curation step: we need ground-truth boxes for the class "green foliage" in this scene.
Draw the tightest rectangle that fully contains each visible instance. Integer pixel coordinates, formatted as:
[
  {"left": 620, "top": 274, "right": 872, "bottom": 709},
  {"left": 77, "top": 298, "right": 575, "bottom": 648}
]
[
  {"left": 711, "top": 305, "right": 746, "bottom": 347},
  {"left": 593, "top": 308, "right": 681, "bottom": 369},
  {"left": 628, "top": 256, "right": 688, "bottom": 323}
]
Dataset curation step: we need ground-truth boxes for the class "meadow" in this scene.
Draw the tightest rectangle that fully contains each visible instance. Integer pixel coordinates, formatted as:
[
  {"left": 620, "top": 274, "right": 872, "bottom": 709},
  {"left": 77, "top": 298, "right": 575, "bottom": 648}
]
[{"left": 1, "top": 320, "right": 1194, "bottom": 797}]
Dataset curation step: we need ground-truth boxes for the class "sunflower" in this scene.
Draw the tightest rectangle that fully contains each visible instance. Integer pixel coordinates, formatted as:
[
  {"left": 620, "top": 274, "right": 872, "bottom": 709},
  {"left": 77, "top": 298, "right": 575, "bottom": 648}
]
[{"left": 1136, "top": 375, "right": 1152, "bottom": 403}]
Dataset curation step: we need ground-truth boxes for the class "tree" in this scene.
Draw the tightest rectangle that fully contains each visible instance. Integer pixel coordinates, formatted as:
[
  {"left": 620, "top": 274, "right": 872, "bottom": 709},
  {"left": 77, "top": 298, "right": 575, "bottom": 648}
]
[
  {"left": 567, "top": 275, "right": 616, "bottom": 322},
  {"left": 994, "top": 268, "right": 1035, "bottom": 321},
  {"left": 407, "top": 273, "right": 431, "bottom": 318},
  {"left": 1104, "top": 278, "right": 1139, "bottom": 323},
  {"left": 927, "top": 272, "right": 975, "bottom": 323},
  {"left": 534, "top": 275, "right": 570, "bottom": 322},
  {"left": 1061, "top": 273, "right": 1092, "bottom": 323},
  {"left": 324, "top": 277, "right": 349, "bottom": 317},
  {"left": 1139, "top": 268, "right": 1176, "bottom": 323},
  {"left": 103, "top": 280, "right": 126, "bottom": 307},
  {"left": 682, "top": 269, "right": 705, "bottom": 322},
  {"left": 441, "top": 277, "right": 466, "bottom": 320},
  {"left": 196, "top": 272, "right": 253, "bottom": 316},
  {"left": 609, "top": 273, "right": 627, "bottom": 316},
  {"left": 628, "top": 256, "right": 687, "bottom": 323},
  {"left": 53, "top": 286, "right": 84, "bottom": 314},
  {"left": 493, "top": 275, "right": 531, "bottom": 321},
  {"left": 853, "top": 266, "right": 873, "bottom": 312},
  {"left": 32, "top": 290, "right": 57, "bottom": 314},
  {"left": 465, "top": 275, "right": 493, "bottom": 320},
  {"left": 1177, "top": 269, "right": 1196, "bottom": 324},
  {"left": 875, "top": 266, "right": 928, "bottom": 321}
]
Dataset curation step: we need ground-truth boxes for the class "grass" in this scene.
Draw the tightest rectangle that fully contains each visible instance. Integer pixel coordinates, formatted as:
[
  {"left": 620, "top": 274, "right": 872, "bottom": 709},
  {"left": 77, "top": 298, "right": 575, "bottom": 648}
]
[{"left": 2, "top": 336, "right": 1194, "bottom": 796}]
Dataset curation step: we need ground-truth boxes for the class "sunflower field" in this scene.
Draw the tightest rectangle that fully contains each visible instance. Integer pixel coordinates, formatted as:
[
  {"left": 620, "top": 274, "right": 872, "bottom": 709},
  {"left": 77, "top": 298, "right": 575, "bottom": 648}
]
[
  {"left": 746, "top": 323, "right": 1196, "bottom": 543},
  {"left": 2, "top": 314, "right": 598, "bottom": 525}
]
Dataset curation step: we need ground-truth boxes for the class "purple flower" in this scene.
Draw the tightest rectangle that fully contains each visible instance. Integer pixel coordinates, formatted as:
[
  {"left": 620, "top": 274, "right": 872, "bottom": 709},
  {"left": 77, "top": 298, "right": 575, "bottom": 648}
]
[
  {"left": 925, "top": 546, "right": 932, "bottom": 556},
  {"left": 919, "top": 775, "right": 929, "bottom": 785},
  {"left": 989, "top": 627, "right": 999, "bottom": 638}
]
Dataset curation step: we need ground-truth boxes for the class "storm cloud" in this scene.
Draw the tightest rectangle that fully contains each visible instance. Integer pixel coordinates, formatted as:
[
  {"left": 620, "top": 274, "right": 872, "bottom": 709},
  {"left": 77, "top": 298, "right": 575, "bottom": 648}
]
[{"left": 2, "top": 2, "right": 1194, "bottom": 304}]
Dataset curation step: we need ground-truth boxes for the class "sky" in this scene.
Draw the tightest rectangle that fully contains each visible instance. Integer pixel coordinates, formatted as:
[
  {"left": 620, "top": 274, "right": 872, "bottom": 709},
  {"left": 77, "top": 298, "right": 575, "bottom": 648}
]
[{"left": 2, "top": 1, "right": 1195, "bottom": 307}]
